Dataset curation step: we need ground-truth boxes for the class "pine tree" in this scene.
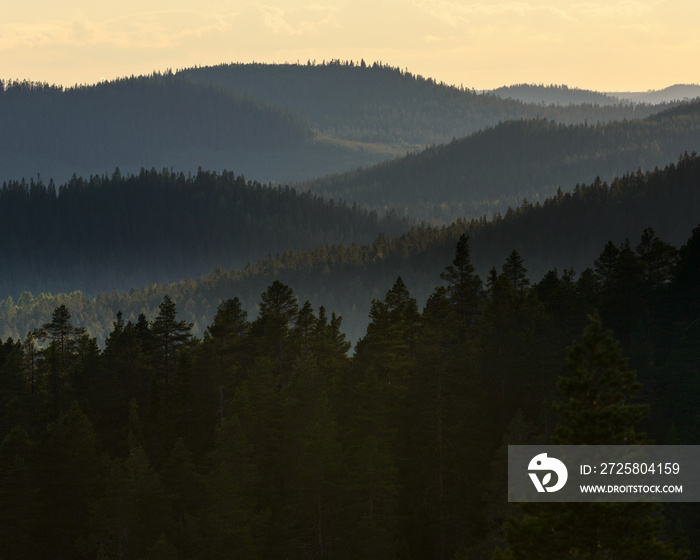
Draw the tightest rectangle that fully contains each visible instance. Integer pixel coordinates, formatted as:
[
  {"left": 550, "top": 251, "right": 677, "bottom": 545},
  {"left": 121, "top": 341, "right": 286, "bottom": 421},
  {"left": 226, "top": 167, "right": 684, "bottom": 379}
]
[
  {"left": 635, "top": 228, "right": 678, "bottom": 367},
  {"left": 33, "top": 305, "right": 86, "bottom": 365},
  {"left": 495, "top": 313, "right": 688, "bottom": 560},
  {"left": 440, "top": 233, "right": 482, "bottom": 338},
  {"left": 151, "top": 295, "right": 192, "bottom": 392},
  {"left": 251, "top": 281, "right": 299, "bottom": 378},
  {"left": 553, "top": 312, "right": 648, "bottom": 445},
  {"left": 594, "top": 240, "right": 620, "bottom": 288},
  {"left": 502, "top": 250, "right": 530, "bottom": 292},
  {"left": 33, "top": 305, "right": 86, "bottom": 417}
]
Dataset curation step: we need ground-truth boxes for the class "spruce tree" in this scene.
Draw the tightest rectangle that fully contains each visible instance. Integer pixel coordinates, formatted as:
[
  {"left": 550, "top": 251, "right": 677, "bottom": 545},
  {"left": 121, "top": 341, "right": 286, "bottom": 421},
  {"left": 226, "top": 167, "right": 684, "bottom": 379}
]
[
  {"left": 151, "top": 295, "right": 192, "bottom": 392},
  {"left": 440, "top": 233, "right": 482, "bottom": 338},
  {"left": 502, "top": 250, "right": 530, "bottom": 293},
  {"left": 251, "top": 281, "right": 299, "bottom": 378},
  {"left": 33, "top": 305, "right": 86, "bottom": 417},
  {"left": 495, "top": 313, "right": 688, "bottom": 560}
]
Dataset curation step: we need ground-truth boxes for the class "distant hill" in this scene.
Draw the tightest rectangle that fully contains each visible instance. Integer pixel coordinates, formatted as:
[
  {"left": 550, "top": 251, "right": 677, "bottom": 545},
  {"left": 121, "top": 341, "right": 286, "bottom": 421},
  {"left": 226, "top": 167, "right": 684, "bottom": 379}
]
[
  {"left": 303, "top": 99, "right": 700, "bottom": 222},
  {"left": 489, "top": 83, "right": 700, "bottom": 106},
  {"left": 609, "top": 84, "right": 700, "bottom": 104},
  {"left": 178, "top": 61, "right": 668, "bottom": 146},
  {"left": 0, "top": 63, "right": 681, "bottom": 186},
  {"left": 490, "top": 83, "right": 621, "bottom": 105},
  {"left": 2, "top": 153, "right": 698, "bottom": 344},
  {"left": 0, "top": 73, "right": 396, "bottom": 185},
  {"left": 0, "top": 168, "right": 407, "bottom": 301}
]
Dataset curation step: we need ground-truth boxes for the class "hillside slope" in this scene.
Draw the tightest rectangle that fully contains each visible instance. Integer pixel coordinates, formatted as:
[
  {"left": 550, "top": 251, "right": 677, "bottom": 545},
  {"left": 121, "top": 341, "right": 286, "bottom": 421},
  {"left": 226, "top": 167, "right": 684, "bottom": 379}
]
[
  {"left": 0, "top": 168, "right": 406, "bottom": 300},
  {"left": 1, "top": 63, "right": 682, "bottom": 187},
  {"left": 304, "top": 100, "right": 700, "bottom": 221},
  {"left": 0, "top": 74, "right": 396, "bottom": 185},
  {"left": 490, "top": 83, "right": 621, "bottom": 105},
  {"left": 178, "top": 61, "right": 668, "bottom": 146},
  {"left": 611, "top": 84, "right": 700, "bottom": 104},
  {"left": 2, "top": 153, "right": 698, "bottom": 344}
]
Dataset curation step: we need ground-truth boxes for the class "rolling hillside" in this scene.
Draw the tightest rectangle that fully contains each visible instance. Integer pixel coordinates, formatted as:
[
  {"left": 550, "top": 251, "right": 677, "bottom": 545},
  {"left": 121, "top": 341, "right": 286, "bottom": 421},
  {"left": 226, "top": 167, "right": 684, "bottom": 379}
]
[
  {"left": 490, "top": 83, "right": 622, "bottom": 105},
  {"left": 178, "top": 61, "right": 668, "bottom": 146},
  {"left": 0, "top": 73, "right": 397, "bottom": 185},
  {"left": 2, "top": 153, "right": 698, "bottom": 344},
  {"left": 610, "top": 84, "right": 700, "bottom": 104},
  {"left": 304, "top": 100, "right": 700, "bottom": 221},
  {"left": 0, "top": 168, "right": 407, "bottom": 300},
  {"left": 1, "top": 63, "right": 683, "bottom": 187}
]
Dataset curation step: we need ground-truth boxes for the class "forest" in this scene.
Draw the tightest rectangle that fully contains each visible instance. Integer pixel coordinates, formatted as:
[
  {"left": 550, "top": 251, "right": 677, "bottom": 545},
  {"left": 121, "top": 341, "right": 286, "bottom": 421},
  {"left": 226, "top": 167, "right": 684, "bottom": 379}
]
[
  {"left": 1, "top": 60, "right": 699, "bottom": 559},
  {"left": 178, "top": 61, "right": 669, "bottom": 145},
  {"left": 0, "top": 62, "right": 681, "bottom": 187},
  {"left": 490, "top": 83, "right": 700, "bottom": 105},
  {"left": 0, "top": 168, "right": 406, "bottom": 299},
  {"left": 0, "top": 73, "right": 394, "bottom": 186},
  {"left": 0, "top": 216, "right": 697, "bottom": 558},
  {"left": 305, "top": 99, "right": 700, "bottom": 221},
  {"left": 490, "top": 83, "right": 623, "bottom": 106},
  {"left": 2, "top": 153, "right": 697, "bottom": 345}
]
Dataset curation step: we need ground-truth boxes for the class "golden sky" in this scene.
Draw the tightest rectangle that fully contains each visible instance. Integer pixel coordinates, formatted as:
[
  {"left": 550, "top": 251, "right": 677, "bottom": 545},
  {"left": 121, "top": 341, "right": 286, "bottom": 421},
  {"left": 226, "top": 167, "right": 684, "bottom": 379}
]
[{"left": 3, "top": 0, "right": 698, "bottom": 91}]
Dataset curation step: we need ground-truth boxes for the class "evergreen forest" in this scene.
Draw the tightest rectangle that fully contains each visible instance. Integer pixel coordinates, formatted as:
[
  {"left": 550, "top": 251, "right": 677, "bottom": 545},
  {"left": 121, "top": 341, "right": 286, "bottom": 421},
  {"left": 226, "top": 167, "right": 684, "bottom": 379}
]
[
  {"left": 0, "top": 220, "right": 698, "bottom": 558},
  {"left": 0, "top": 61, "right": 682, "bottom": 186},
  {"left": 0, "top": 168, "right": 406, "bottom": 298},
  {"left": 304, "top": 100, "right": 700, "bottom": 221},
  {"left": 1, "top": 61, "right": 700, "bottom": 559},
  {"left": 177, "top": 61, "right": 668, "bottom": 145}
]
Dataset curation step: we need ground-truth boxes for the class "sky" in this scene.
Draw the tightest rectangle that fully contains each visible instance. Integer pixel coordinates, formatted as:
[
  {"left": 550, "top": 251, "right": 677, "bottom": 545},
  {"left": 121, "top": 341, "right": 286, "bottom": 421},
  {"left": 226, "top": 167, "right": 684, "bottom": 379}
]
[{"left": 2, "top": 0, "right": 698, "bottom": 92}]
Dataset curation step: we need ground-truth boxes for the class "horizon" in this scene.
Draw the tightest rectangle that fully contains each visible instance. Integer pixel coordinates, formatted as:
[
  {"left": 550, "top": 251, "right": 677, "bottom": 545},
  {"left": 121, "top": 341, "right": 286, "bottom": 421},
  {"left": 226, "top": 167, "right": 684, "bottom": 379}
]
[
  {"left": 3, "top": 1, "right": 698, "bottom": 93},
  {"left": 3, "top": 58, "right": 699, "bottom": 95}
]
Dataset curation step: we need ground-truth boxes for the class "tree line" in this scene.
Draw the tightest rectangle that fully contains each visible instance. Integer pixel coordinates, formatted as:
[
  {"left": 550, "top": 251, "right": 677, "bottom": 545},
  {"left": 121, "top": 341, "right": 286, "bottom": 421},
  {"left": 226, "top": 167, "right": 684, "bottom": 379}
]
[
  {"left": 0, "top": 167, "right": 406, "bottom": 299},
  {"left": 0, "top": 217, "right": 698, "bottom": 558}
]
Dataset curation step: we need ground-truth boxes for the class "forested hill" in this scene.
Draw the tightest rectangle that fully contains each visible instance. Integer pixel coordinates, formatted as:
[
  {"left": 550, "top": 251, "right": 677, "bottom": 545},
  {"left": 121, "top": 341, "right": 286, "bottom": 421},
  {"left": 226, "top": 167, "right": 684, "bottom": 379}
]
[
  {"left": 1, "top": 64, "right": 684, "bottom": 187},
  {"left": 0, "top": 74, "right": 396, "bottom": 185},
  {"left": 177, "top": 61, "right": 668, "bottom": 146},
  {"left": 1, "top": 176, "right": 697, "bottom": 560},
  {"left": 0, "top": 168, "right": 407, "bottom": 300},
  {"left": 490, "top": 83, "right": 621, "bottom": 105},
  {"left": 611, "top": 83, "right": 700, "bottom": 104},
  {"left": 2, "top": 153, "right": 698, "bottom": 344},
  {"left": 304, "top": 99, "right": 700, "bottom": 222}
]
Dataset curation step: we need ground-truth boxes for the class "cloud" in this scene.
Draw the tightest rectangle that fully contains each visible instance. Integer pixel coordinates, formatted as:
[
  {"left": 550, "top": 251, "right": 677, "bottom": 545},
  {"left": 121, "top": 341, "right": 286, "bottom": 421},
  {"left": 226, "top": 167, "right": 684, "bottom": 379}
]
[
  {"left": 412, "top": 0, "right": 576, "bottom": 26},
  {"left": 0, "top": 9, "right": 235, "bottom": 51},
  {"left": 573, "top": 0, "right": 664, "bottom": 19},
  {"left": 411, "top": 0, "right": 666, "bottom": 26},
  {"left": 257, "top": 4, "right": 341, "bottom": 36}
]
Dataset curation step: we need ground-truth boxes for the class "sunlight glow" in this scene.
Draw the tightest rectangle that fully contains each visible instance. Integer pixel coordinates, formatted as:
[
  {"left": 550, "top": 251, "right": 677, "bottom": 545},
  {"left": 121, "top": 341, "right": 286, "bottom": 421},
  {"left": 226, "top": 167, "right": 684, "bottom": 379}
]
[{"left": 2, "top": 0, "right": 697, "bottom": 91}]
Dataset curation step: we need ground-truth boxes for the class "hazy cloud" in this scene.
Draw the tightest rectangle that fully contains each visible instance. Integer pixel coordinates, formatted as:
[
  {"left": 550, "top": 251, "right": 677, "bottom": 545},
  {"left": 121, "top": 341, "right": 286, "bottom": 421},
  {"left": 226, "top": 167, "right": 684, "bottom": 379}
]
[
  {"left": 0, "top": 9, "right": 235, "bottom": 50},
  {"left": 1, "top": 0, "right": 696, "bottom": 91},
  {"left": 257, "top": 4, "right": 341, "bottom": 36},
  {"left": 412, "top": 1, "right": 575, "bottom": 26},
  {"left": 573, "top": 0, "right": 664, "bottom": 19},
  {"left": 411, "top": 0, "right": 665, "bottom": 25}
]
